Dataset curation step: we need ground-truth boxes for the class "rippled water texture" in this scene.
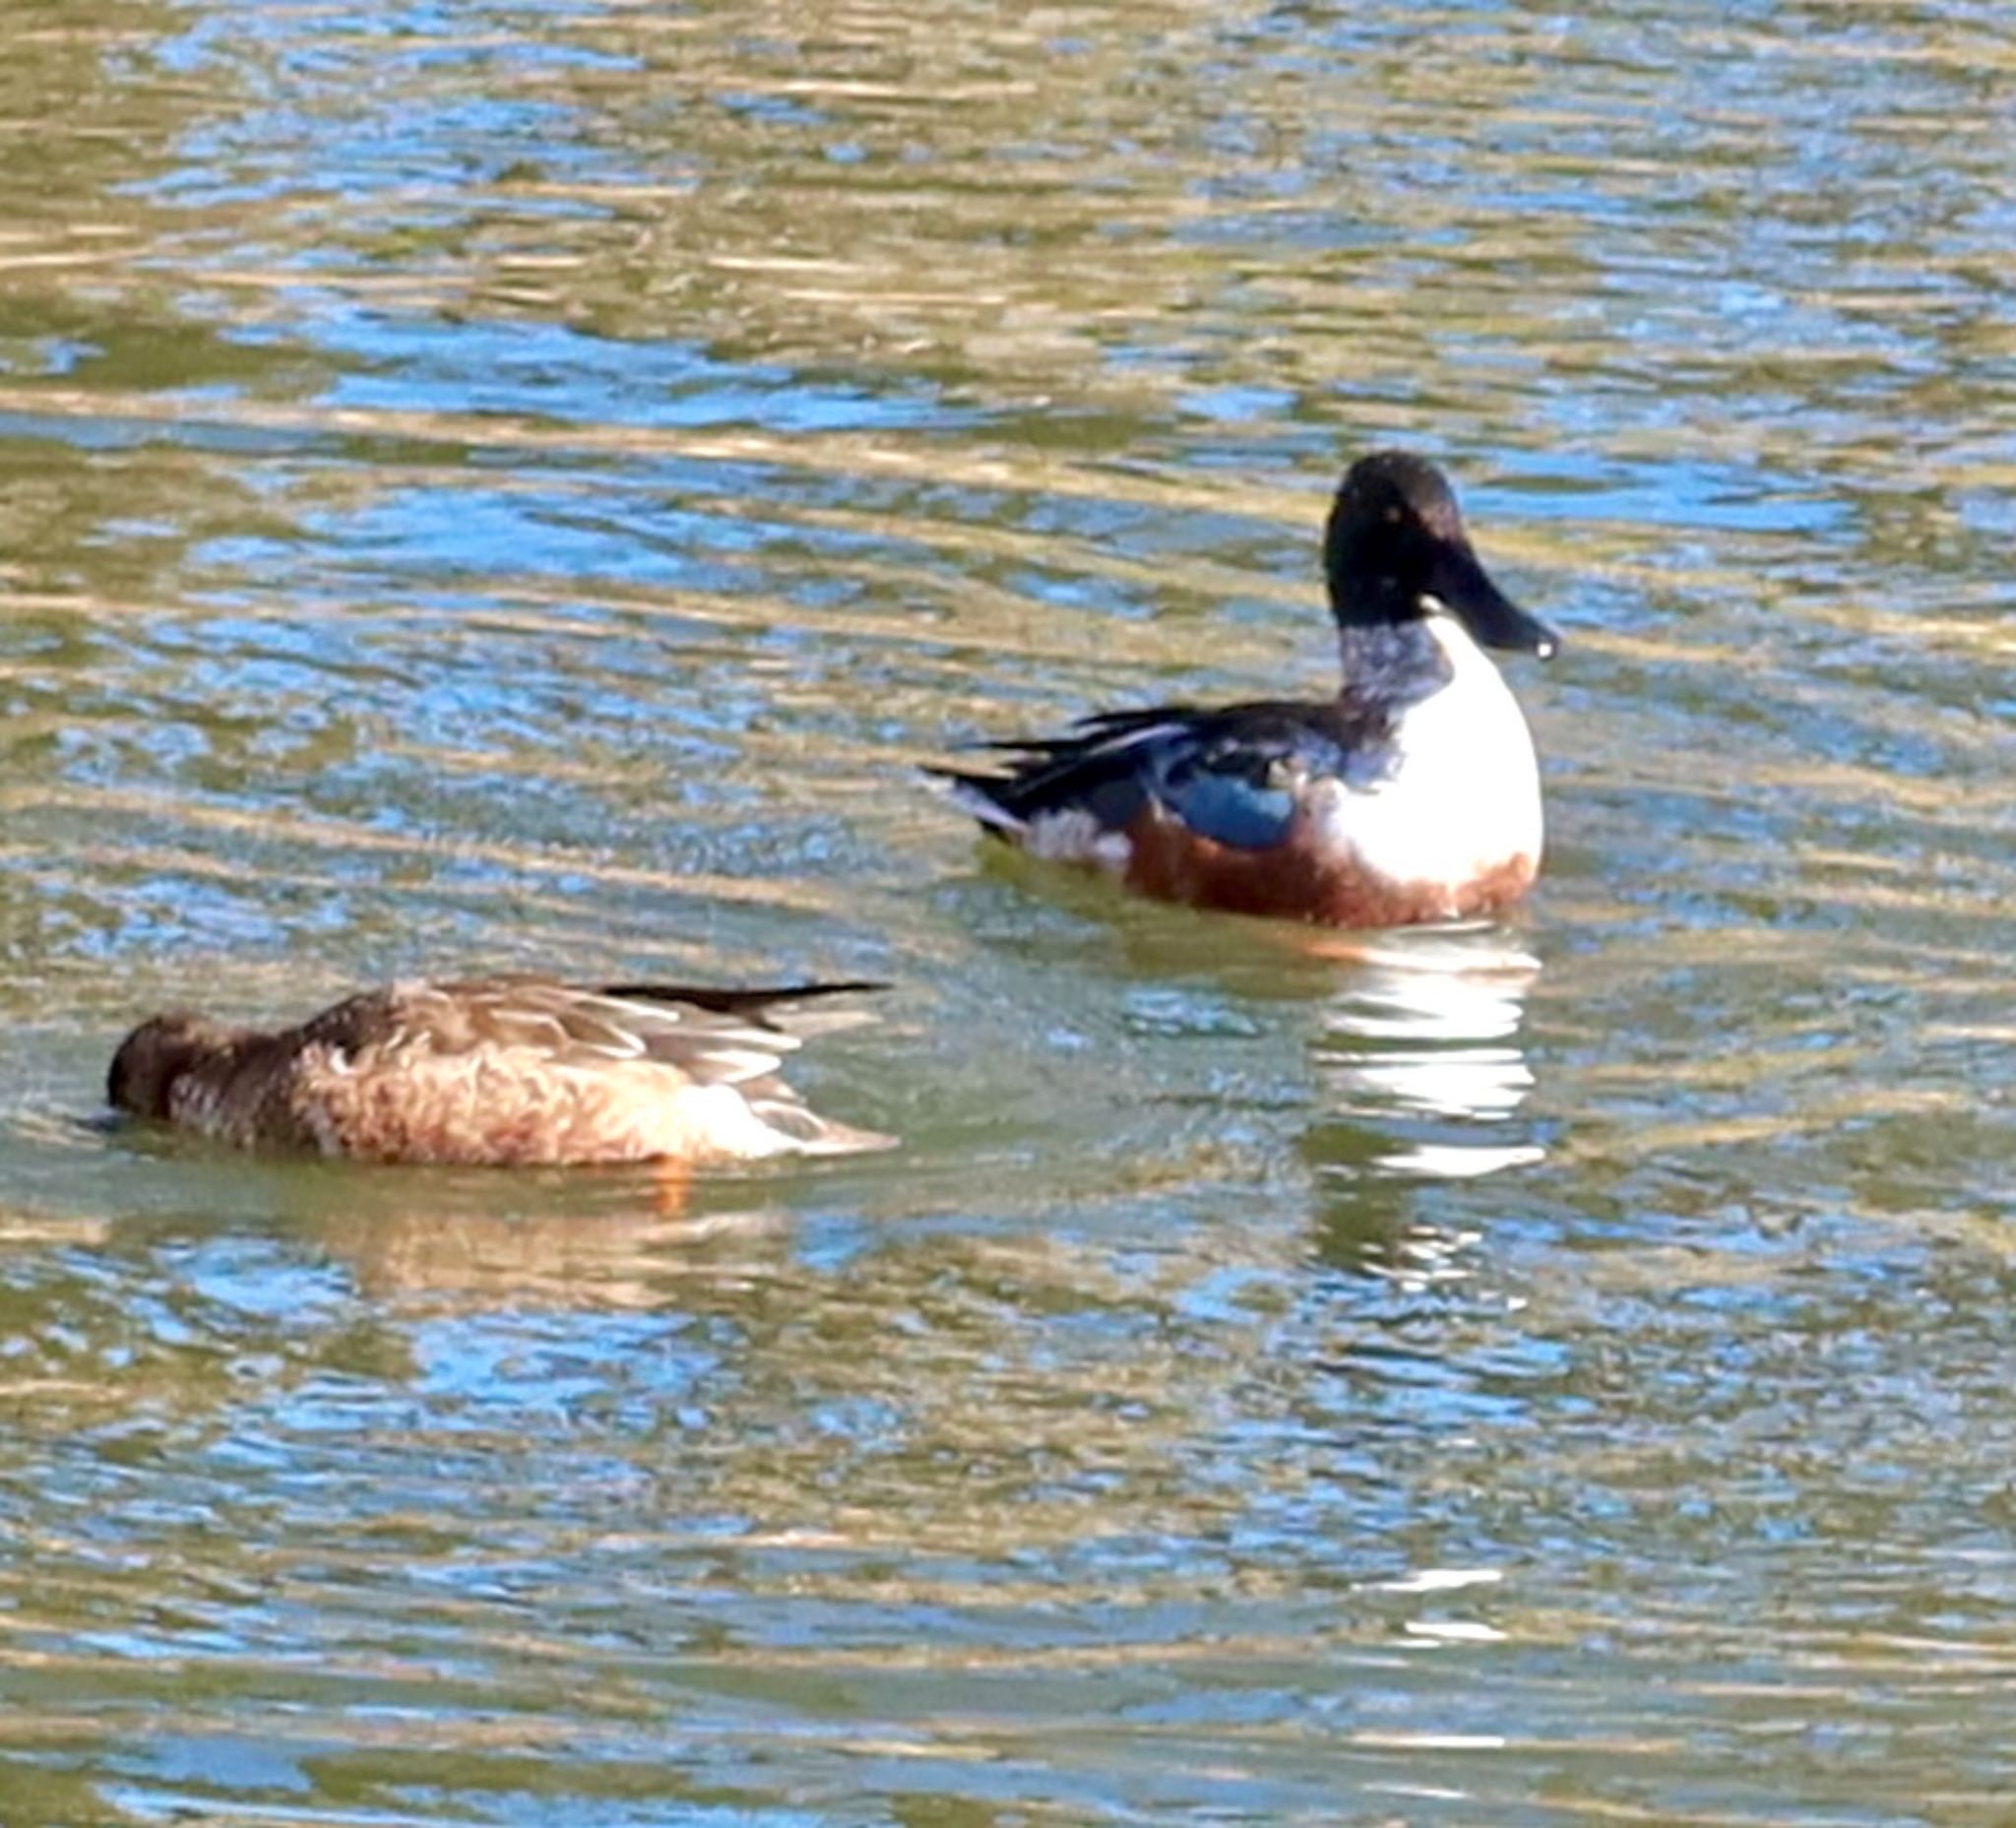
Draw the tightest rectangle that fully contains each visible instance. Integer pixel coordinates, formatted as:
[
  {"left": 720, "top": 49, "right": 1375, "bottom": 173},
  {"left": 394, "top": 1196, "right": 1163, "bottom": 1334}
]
[{"left": 3, "top": 1, "right": 2015, "bottom": 1821}]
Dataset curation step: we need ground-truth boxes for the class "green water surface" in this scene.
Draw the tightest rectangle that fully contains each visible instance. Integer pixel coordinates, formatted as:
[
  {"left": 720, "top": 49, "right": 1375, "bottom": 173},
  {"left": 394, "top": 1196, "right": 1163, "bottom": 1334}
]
[{"left": 1, "top": 2, "right": 2013, "bottom": 1822}]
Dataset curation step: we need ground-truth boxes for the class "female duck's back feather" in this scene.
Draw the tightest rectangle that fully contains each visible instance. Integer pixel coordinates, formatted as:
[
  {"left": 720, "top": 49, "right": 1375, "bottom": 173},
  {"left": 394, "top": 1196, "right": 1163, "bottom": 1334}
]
[{"left": 108, "top": 977, "right": 893, "bottom": 1166}]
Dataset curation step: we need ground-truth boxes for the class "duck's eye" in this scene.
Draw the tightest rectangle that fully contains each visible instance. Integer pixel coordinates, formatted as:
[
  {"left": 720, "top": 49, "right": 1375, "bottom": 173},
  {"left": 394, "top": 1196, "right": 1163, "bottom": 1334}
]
[{"left": 1384, "top": 506, "right": 1402, "bottom": 524}]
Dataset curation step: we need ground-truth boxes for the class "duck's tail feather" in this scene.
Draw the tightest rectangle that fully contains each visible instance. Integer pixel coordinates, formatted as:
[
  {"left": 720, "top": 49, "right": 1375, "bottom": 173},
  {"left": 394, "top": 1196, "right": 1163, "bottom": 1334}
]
[
  {"left": 922, "top": 766, "right": 1030, "bottom": 837},
  {"left": 748, "top": 1098, "right": 899, "bottom": 1157},
  {"left": 598, "top": 980, "right": 889, "bottom": 1031}
]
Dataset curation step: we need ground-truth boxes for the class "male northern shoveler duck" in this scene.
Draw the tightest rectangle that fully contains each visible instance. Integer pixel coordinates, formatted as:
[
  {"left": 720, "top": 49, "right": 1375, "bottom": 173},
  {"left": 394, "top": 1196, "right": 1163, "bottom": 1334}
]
[
  {"left": 936, "top": 451, "right": 1559, "bottom": 928},
  {"left": 107, "top": 977, "right": 892, "bottom": 1166}
]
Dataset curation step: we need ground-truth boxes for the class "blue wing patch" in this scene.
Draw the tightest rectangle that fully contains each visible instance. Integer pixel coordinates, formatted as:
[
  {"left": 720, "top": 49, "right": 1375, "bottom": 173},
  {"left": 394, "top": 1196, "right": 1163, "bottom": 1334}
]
[{"left": 1149, "top": 743, "right": 1298, "bottom": 848}]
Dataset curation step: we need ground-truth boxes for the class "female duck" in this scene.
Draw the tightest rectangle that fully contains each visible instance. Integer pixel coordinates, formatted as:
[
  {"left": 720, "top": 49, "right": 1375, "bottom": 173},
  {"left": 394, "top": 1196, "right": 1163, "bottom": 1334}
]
[
  {"left": 937, "top": 451, "right": 1559, "bottom": 927},
  {"left": 108, "top": 977, "right": 891, "bottom": 1166}
]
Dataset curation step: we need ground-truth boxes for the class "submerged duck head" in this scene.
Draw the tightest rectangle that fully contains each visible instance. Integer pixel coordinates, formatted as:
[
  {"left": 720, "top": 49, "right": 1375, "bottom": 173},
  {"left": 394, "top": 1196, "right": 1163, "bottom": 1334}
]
[
  {"left": 107, "top": 1012, "right": 235, "bottom": 1122},
  {"left": 1324, "top": 451, "right": 1559, "bottom": 659}
]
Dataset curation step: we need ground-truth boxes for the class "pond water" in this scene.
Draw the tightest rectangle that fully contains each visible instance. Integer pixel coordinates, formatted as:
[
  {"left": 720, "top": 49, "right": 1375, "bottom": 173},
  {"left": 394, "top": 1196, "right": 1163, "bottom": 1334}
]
[{"left": 3, "top": 1, "right": 2015, "bottom": 1822}]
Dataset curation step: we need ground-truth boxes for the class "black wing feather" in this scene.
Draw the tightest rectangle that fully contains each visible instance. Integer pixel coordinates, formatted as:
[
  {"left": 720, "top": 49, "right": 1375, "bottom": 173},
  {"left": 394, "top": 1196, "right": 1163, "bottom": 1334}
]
[
  {"left": 936, "top": 698, "right": 1396, "bottom": 851},
  {"left": 596, "top": 980, "right": 887, "bottom": 1024}
]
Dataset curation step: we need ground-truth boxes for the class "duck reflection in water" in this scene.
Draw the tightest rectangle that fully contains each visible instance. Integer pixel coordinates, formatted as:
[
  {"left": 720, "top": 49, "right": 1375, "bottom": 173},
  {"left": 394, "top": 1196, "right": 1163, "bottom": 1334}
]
[
  {"left": 314, "top": 1183, "right": 802, "bottom": 1312},
  {"left": 1295, "top": 924, "right": 1544, "bottom": 1279}
]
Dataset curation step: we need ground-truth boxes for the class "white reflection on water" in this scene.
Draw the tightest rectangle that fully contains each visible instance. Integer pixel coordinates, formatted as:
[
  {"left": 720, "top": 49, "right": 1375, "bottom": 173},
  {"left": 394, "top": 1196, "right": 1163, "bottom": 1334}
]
[{"left": 1309, "top": 925, "right": 1544, "bottom": 1181}]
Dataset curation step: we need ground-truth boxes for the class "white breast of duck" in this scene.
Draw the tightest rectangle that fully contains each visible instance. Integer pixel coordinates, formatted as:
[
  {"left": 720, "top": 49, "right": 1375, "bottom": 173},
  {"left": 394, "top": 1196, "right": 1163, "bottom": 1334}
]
[{"left": 1309, "top": 613, "right": 1544, "bottom": 903}]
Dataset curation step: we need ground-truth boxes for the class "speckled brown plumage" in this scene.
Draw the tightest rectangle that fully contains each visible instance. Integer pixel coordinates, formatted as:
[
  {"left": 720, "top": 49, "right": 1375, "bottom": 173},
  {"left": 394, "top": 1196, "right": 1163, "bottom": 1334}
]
[{"left": 108, "top": 977, "right": 892, "bottom": 1166}]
